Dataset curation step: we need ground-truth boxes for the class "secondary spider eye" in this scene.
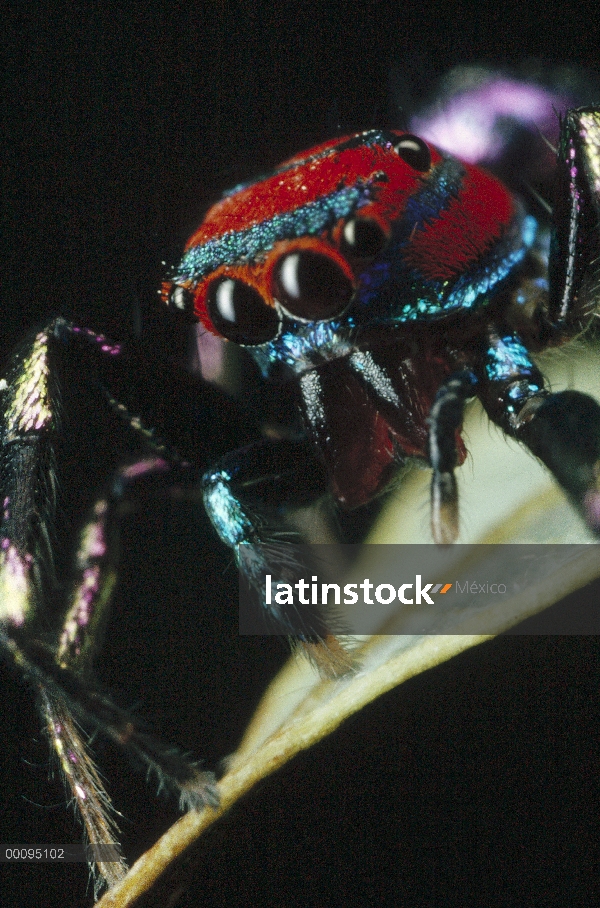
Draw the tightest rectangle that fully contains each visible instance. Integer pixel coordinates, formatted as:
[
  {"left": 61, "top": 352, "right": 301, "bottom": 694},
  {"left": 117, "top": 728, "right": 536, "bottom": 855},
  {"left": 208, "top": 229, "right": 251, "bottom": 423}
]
[
  {"left": 393, "top": 135, "right": 431, "bottom": 172},
  {"left": 273, "top": 251, "right": 353, "bottom": 321},
  {"left": 206, "top": 278, "right": 279, "bottom": 345},
  {"left": 167, "top": 285, "right": 196, "bottom": 319},
  {"left": 340, "top": 218, "right": 388, "bottom": 259}
]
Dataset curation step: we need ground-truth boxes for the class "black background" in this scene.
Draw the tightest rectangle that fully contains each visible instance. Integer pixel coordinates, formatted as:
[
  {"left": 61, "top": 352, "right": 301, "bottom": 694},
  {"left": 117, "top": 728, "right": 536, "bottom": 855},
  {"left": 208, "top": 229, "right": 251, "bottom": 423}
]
[{"left": 2, "top": 2, "right": 600, "bottom": 906}]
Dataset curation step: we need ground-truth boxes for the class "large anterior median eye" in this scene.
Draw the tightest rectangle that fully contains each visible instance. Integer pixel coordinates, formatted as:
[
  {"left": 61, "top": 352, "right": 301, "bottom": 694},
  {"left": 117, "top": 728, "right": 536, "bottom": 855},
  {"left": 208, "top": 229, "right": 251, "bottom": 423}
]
[
  {"left": 273, "top": 250, "right": 353, "bottom": 320},
  {"left": 393, "top": 134, "right": 431, "bottom": 172},
  {"left": 206, "top": 277, "right": 279, "bottom": 345}
]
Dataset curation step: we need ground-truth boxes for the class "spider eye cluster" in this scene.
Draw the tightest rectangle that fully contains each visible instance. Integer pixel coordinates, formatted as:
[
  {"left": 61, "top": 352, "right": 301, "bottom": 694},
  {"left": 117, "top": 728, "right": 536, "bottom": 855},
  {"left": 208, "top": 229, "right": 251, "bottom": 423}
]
[
  {"left": 192, "top": 131, "right": 435, "bottom": 345},
  {"left": 202, "top": 216, "right": 391, "bottom": 344},
  {"left": 201, "top": 214, "right": 394, "bottom": 343}
]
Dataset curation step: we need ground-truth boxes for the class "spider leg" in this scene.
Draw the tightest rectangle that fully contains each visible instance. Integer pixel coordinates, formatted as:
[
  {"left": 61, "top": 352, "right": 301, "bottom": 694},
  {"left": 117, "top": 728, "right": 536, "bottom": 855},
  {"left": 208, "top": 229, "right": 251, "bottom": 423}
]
[
  {"left": 0, "top": 321, "right": 126, "bottom": 892},
  {"left": 482, "top": 110, "right": 600, "bottom": 529},
  {"left": 474, "top": 323, "right": 600, "bottom": 533},
  {"left": 0, "top": 321, "right": 218, "bottom": 893},
  {"left": 427, "top": 371, "right": 478, "bottom": 544},
  {"left": 517, "top": 392, "right": 600, "bottom": 529},
  {"left": 57, "top": 459, "right": 218, "bottom": 799},
  {"left": 548, "top": 107, "right": 600, "bottom": 331},
  {"left": 203, "top": 439, "right": 354, "bottom": 675}
]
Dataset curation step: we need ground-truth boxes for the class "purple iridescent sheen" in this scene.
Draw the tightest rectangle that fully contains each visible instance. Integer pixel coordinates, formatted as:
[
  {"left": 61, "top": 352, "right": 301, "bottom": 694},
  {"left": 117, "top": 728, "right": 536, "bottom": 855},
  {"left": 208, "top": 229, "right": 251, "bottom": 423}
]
[{"left": 411, "top": 76, "right": 569, "bottom": 164}]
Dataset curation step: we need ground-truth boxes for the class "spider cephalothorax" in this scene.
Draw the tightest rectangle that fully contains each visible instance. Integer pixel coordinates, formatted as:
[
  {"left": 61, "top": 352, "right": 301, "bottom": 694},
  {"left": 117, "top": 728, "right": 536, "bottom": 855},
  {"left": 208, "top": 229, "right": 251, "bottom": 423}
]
[{"left": 164, "top": 111, "right": 600, "bottom": 595}]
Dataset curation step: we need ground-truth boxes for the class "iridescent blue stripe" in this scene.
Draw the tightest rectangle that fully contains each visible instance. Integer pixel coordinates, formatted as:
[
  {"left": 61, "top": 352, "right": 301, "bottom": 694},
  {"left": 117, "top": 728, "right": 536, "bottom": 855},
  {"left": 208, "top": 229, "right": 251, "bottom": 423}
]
[
  {"left": 271, "top": 129, "right": 396, "bottom": 175},
  {"left": 352, "top": 156, "right": 467, "bottom": 319},
  {"left": 355, "top": 194, "right": 537, "bottom": 323},
  {"left": 175, "top": 182, "right": 373, "bottom": 284},
  {"left": 176, "top": 135, "right": 464, "bottom": 285}
]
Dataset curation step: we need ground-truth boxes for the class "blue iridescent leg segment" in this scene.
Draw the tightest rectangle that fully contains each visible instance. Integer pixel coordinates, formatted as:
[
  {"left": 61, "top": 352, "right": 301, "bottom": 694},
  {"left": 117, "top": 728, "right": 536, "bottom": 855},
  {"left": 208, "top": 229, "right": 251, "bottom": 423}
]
[
  {"left": 475, "top": 326, "right": 547, "bottom": 429},
  {"left": 202, "top": 439, "right": 327, "bottom": 624},
  {"left": 202, "top": 440, "right": 353, "bottom": 673},
  {"left": 475, "top": 324, "right": 600, "bottom": 531}
]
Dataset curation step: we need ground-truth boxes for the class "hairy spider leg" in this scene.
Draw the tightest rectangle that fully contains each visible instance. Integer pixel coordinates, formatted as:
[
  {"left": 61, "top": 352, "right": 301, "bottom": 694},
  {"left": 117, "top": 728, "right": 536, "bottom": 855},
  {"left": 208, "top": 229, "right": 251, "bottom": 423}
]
[
  {"left": 0, "top": 320, "right": 218, "bottom": 893},
  {"left": 0, "top": 624, "right": 129, "bottom": 893},
  {"left": 0, "top": 320, "right": 127, "bottom": 892},
  {"left": 518, "top": 391, "right": 600, "bottom": 525},
  {"left": 57, "top": 458, "right": 219, "bottom": 792}
]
